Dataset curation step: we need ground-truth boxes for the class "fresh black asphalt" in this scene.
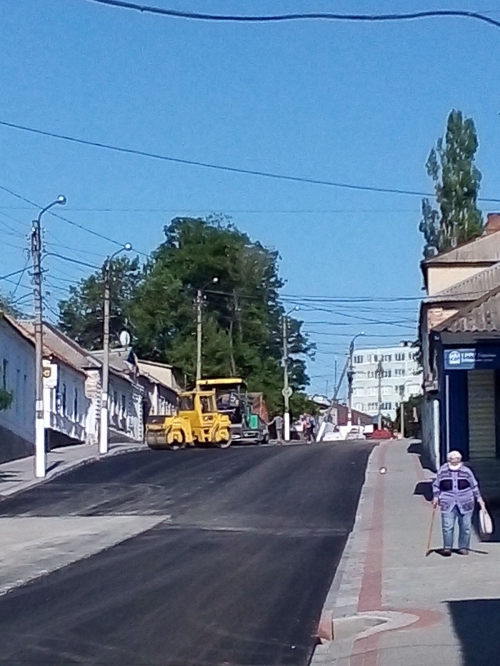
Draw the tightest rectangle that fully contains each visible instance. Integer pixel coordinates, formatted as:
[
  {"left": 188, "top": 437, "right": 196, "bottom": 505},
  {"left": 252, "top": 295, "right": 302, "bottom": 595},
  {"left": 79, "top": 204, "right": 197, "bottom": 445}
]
[{"left": 0, "top": 442, "right": 373, "bottom": 666}]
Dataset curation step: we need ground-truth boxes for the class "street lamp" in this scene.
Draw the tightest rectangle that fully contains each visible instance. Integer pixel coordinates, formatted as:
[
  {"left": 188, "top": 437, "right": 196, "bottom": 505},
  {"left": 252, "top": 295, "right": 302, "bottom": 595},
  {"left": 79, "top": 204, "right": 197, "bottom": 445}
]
[
  {"left": 32, "top": 195, "right": 67, "bottom": 478},
  {"left": 399, "top": 380, "right": 412, "bottom": 439},
  {"left": 99, "top": 243, "right": 133, "bottom": 455},
  {"left": 195, "top": 277, "right": 219, "bottom": 383},
  {"left": 347, "top": 331, "right": 365, "bottom": 425},
  {"left": 282, "top": 305, "right": 300, "bottom": 442}
]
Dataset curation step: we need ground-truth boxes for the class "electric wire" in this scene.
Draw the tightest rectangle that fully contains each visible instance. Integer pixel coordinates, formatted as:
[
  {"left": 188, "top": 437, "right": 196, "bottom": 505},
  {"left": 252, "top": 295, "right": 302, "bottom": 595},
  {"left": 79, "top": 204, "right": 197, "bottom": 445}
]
[
  {"left": 84, "top": 1, "right": 500, "bottom": 31},
  {"left": 2, "top": 120, "right": 499, "bottom": 204}
]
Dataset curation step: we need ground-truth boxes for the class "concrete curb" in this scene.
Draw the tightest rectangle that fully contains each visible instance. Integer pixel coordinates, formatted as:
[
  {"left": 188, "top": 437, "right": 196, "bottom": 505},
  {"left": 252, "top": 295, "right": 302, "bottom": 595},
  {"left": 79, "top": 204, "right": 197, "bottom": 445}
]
[
  {"left": 311, "top": 444, "right": 381, "bottom": 665},
  {"left": 0, "top": 444, "right": 148, "bottom": 500}
]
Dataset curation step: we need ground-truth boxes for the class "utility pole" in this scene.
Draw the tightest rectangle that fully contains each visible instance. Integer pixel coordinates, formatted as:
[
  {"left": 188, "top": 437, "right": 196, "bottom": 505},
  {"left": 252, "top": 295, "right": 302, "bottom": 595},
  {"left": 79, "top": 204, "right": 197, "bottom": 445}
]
[
  {"left": 400, "top": 390, "right": 405, "bottom": 438},
  {"left": 195, "top": 288, "right": 202, "bottom": 383},
  {"left": 195, "top": 277, "right": 219, "bottom": 384},
  {"left": 347, "top": 332, "right": 364, "bottom": 427},
  {"left": 99, "top": 260, "right": 111, "bottom": 456},
  {"left": 99, "top": 244, "right": 132, "bottom": 456},
  {"left": 377, "top": 358, "right": 383, "bottom": 430},
  {"left": 282, "top": 306, "right": 299, "bottom": 442},
  {"left": 315, "top": 355, "right": 348, "bottom": 442},
  {"left": 32, "top": 217, "right": 44, "bottom": 478},
  {"left": 283, "top": 315, "right": 290, "bottom": 441},
  {"left": 399, "top": 382, "right": 409, "bottom": 439},
  {"left": 31, "top": 196, "right": 66, "bottom": 478}
]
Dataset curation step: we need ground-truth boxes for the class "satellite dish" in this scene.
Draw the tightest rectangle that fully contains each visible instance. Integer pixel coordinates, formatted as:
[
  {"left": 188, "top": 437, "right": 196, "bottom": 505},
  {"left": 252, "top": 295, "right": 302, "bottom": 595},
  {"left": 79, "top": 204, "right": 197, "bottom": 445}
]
[{"left": 119, "top": 330, "right": 131, "bottom": 347}]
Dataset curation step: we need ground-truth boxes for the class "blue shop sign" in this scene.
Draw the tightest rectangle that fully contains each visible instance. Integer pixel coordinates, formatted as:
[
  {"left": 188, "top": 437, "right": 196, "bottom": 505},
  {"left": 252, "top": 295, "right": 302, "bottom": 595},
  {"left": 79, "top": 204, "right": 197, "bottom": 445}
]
[{"left": 444, "top": 347, "right": 500, "bottom": 370}]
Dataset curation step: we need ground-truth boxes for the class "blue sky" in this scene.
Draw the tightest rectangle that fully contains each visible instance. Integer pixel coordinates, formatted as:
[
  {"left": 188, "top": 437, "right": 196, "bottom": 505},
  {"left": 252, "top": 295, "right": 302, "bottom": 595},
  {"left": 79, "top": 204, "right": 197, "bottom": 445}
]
[{"left": 1, "top": 0, "right": 499, "bottom": 395}]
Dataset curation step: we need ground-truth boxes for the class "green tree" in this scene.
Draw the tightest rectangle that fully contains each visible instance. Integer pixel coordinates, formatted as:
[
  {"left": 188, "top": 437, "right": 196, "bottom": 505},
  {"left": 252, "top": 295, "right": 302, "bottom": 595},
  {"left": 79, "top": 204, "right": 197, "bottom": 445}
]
[
  {"left": 58, "top": 256, "right": 141, "bottom": 349},
  {"left": 58, "top": 217, "right": 313, "bottom": 413},
  {"left": 130, "top": 216, "right": 312, "bottom": 412},
  {"left": 420, "top": 110, "right": 483, "bottom": 256}
]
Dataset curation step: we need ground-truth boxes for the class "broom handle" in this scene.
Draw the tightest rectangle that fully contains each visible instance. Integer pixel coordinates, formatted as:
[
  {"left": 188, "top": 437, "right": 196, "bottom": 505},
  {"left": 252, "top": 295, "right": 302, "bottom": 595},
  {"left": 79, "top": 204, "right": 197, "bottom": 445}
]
[{"left": 426, "top": 503, "right": 437, "bottom": 553}]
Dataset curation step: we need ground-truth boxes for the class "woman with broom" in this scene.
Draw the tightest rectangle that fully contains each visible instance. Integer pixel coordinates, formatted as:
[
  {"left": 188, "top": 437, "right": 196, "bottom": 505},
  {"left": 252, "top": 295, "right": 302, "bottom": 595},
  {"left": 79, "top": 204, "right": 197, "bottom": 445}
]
[{"left": 432, "top": 450, "right": 487, "bottom": 556}]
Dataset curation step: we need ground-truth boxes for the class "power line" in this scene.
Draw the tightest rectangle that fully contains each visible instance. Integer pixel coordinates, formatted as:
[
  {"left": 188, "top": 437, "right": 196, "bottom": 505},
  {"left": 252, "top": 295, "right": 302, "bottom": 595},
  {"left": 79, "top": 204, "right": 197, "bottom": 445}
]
[
  {"left": 3, "top": 119, "right": 500, "bottom": 203},
  {"left": 11, "top": 255, "right": 31, "bottom": 297},
  {"left": 0, "top": 120, "right": 472, "bottom": 202},
  {"left": 0, "top": 267, "right": 31, "bottom": 283},
  {"left": 84, "top": 1, "right": 500, "bottom": 31},
  {"left": 44, "top": 252, "right": 101, "bottom": 271},
  {"left": 0, "top": 183, "right": 148, "bottom": 253},
  {"left": 0, "top": 206, "right": 421, "bottom": 214}
]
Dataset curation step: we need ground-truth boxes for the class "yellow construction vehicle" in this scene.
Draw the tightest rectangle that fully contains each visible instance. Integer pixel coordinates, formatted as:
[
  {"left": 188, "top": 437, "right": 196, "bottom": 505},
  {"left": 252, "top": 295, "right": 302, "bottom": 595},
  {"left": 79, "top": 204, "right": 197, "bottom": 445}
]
[
  {"left": 146, "top": 388, "right": 232, "bottom": 450},
  {"left": 196, "top": 378, "right": 269, "bottom": 445}
]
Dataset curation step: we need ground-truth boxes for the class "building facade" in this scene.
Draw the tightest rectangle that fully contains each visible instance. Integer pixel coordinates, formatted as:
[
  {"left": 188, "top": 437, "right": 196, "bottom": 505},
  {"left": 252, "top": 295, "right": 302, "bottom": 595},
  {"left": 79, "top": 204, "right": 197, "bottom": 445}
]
[
  {"left": 0, "top": 315, "right": 35, "bottom": 462},
  {"left": 420, "top": 215, "right": 500, "bottom": 469},
  {"left": 351, "top": 343, "right": 422, "bottom": 420}
]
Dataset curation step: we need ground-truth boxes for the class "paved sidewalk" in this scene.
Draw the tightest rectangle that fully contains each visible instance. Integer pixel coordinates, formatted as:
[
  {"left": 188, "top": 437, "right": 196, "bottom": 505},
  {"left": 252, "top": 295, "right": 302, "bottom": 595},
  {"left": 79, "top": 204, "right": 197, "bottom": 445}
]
[
  {"left": 313, "top": 439, "right": 500, "bottom": 666},
  {"left": 0, "top": 441, "right": 147, "bottom": 497}
]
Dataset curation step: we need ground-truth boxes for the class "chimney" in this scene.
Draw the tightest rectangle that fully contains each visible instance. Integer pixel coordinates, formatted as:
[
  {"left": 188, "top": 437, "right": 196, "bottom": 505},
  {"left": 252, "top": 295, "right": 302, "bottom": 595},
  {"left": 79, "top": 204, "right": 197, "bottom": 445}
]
[{"left": 485, "top": 213, "right": 500, "bottom": 235}]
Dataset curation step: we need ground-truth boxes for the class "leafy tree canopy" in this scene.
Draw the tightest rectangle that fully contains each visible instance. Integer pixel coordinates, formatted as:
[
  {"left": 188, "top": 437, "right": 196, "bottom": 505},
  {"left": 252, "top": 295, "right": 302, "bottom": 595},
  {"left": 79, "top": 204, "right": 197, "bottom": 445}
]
[
  {"left": 59, "top": 216, "right": 313, "bottom": 414},
  {"left": 420, "top": 110, "right": 483, "bottom": 256}
]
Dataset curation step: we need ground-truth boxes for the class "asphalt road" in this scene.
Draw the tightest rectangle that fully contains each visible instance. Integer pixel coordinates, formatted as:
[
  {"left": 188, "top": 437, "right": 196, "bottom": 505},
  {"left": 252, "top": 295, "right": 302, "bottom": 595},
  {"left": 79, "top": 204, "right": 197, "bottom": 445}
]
[{"left": 0, "top": 442, "right": 373, "bottom": 666}]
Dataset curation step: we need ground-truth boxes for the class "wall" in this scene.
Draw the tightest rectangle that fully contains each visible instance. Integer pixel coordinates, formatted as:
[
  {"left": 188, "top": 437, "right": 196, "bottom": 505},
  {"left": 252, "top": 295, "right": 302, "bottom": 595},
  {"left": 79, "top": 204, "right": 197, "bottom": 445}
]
[
  {"left": 427, "top": 265, "right": 488, "bottom": 296},
  {"left": 0, "top": 318, "right": 35, "bottom": 461},
  {"left": 43, "top": 359, "right": 90, "bottom": 446},
  {"left": 139, "top": 378, "right": 176, "bottom": 417},
  {"left": 108, "top": 373, "right": 144, "bottom": 442}
]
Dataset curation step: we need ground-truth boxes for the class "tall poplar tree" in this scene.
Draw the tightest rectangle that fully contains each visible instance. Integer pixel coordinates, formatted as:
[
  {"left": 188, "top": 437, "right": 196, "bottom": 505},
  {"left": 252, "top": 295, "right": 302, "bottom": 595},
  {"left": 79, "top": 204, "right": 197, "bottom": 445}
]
[{"left": 420, "top": 110, "right": 483, "bottom": 256}]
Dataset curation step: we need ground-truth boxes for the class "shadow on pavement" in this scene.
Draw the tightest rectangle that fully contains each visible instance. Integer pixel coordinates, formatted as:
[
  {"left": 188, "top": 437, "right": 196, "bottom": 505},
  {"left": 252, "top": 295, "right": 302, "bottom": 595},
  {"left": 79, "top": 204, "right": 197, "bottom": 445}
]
[
  {"left": 414, "top": 480, "right": 433, "bottom": 502},
  {"left": 45, "top": 460, "right": 64, "bottom": 474},
  {"left": 0, "top": 471, "right": 17, "bottom": 482},
  {"left": 449, "top": 598, "right": 500, "bottom": 666},
  {"left": 407, "top": 441, "right": 434, "bottom": 472}
]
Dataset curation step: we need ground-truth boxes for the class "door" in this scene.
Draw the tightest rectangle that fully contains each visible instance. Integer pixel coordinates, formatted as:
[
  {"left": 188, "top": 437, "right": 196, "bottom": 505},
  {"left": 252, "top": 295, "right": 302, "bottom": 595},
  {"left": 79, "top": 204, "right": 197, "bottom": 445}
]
[{"left": 468, "top": 370, "right": 496, "bottom": 458}]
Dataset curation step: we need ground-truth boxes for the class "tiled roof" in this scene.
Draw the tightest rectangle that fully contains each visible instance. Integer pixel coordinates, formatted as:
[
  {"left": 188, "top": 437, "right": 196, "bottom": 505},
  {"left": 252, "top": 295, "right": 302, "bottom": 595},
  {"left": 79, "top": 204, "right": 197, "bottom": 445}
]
[
  {"left": 16, "top": 321, "right": 100, "bottom": 372},
  {"left": 428, "top": 262, "right": 500, "bottom": 303},
  {"left": 437, "top": 285, "right": 500, "bottom": 333},
  {"left": 424, "top": 230, "right": 500, "bottom": 265}
]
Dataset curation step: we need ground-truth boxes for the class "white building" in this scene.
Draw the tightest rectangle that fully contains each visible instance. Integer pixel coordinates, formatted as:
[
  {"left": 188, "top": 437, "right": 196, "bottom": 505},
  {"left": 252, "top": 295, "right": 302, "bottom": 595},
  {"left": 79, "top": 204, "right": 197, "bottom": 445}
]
[
  {"left": 91, "top": 348, "right": 180, "bottom": 440},
  {"left": 17, "top": 321, "right": 101, "bottom": 447},
  {"left": 17, "top": 322, "right": 146, "bottom": 447},
  {"left": 0, "top": 314, "right": 35, "bottom": 462},
  {"left": 351, "top": 343, "right": 422, "bottom": 420},
  {"left": 137, "top": 359, "right": 181, "bottom": 416}
]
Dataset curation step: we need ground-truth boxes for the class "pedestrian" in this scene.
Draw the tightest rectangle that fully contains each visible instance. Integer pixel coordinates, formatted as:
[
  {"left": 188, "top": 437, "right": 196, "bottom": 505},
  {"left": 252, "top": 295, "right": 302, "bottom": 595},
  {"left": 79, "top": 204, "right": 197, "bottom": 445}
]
[
  {"left": 271, "top": 414, "right": 284, "bottom": 442},
  {"left": 306, "top": 414, "right": 315, "bottom": 443},
  {"left": 432, "top": 450, "right": 486, "bottom": 556},
  {"left": 301, "top": 414, "right": 309, "bottom": 442}
]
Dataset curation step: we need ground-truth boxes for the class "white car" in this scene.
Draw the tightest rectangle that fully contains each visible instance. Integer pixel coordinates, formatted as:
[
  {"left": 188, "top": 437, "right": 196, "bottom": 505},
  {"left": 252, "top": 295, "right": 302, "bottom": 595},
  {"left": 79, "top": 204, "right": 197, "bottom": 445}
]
[{"left": 345, "top": 427, "right": 366, "bottom": 440}]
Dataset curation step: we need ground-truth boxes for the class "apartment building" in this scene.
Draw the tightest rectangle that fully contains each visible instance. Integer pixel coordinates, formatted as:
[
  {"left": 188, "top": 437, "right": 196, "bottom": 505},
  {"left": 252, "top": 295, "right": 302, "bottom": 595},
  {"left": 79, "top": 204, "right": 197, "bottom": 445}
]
[{"left": 351, "top": 343, "right": 422, "bottom": 420}]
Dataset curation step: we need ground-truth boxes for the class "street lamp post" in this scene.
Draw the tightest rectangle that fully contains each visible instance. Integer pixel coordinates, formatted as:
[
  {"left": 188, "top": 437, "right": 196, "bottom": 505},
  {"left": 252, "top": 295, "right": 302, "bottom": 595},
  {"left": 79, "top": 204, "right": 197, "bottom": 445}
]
[
  {"left": 99, "top": 243, "right": 132, "bottom": 456},
  {"left": 32, "top": 195, "right": 67, "bottom": 478},
  {"left": 195, "top": 277, "right": 219, "bottom": 383},
  {"left": 282, "top": 306, "right": 299, "bottom": 442},
  {"left": 399, "top": 380, "right": 412, "bottom": 439},
  {"left": 347, "top": 332, "right": 365, "bottom": 426}
]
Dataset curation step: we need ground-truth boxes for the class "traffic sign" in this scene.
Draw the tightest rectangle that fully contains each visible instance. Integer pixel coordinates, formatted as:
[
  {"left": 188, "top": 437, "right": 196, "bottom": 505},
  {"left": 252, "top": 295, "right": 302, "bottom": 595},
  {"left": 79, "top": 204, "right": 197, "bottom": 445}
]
[{"left": 282, "top": 386, "right": 293, "bottom": 398}]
